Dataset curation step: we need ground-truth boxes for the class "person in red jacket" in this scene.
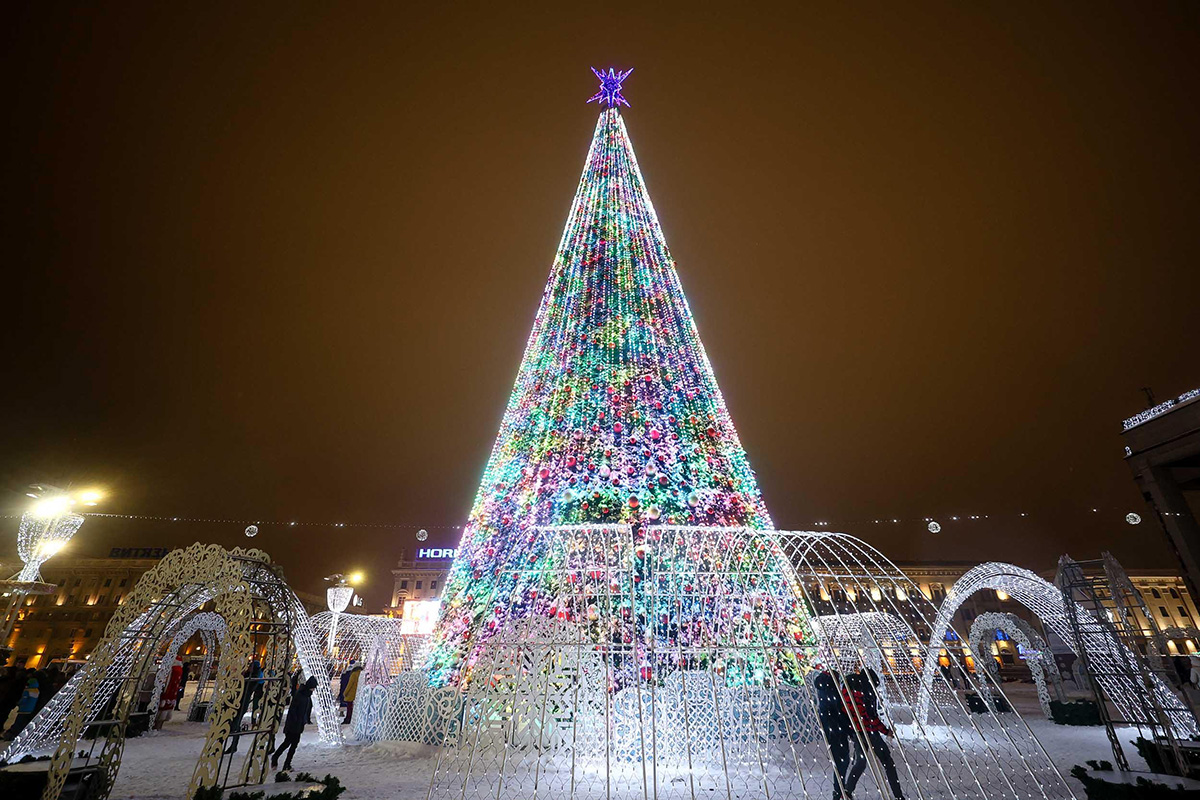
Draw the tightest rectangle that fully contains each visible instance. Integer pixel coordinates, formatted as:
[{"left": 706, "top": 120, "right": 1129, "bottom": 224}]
[
  {"left": 156, "top": 656, "right": 184, "bottom": 729},
  {"left": 841, "top": 668, "right": 905, "bottom": 800}
]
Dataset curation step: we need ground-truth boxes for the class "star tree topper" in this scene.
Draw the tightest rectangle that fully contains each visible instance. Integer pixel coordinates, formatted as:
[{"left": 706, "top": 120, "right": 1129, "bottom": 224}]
[{"left": 587, "top": 66, "right": 633, "bottom": 108}]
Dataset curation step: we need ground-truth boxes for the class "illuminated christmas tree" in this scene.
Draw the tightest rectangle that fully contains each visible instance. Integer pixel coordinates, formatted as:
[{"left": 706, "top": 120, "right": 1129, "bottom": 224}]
[{"left": 430, "top": 69, "right": 776, "bottom": 685}]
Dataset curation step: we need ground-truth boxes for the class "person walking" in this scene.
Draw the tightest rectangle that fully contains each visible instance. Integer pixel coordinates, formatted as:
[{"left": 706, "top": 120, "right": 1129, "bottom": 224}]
[
  {"left": 342, "top": 662, "right": 362, "bottom": 725},
  {"left": 842, "top": 668, "right": 905, "bottom": 800},
  {"left": 156, "top": 656, "right": 184, "bottom": 729},
  {"left": 32, "top": 668, "right": 61, "bottom": 715},
  {"left": 813, "top": 666, "right": 854, "bottom": 799},
  {"left": 271, "top": 676, "right": 317, "bottom": 772},
  {"left": 247, "top": 658, "right": 265, "bottom": 722}
]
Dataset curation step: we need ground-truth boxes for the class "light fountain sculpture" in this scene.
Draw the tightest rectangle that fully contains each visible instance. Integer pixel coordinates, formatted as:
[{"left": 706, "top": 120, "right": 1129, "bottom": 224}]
[
  {"left": 1, "top": 486, "right": 97, "bottom": 652},
  {"left": 324, "top": 574, "right": 356, "bottom": 656}
]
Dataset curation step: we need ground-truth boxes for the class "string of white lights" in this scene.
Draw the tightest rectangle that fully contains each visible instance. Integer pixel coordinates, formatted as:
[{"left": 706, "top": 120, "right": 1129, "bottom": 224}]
[{"left": 0, "top": 505, "right": 1164, "bottom": 534}]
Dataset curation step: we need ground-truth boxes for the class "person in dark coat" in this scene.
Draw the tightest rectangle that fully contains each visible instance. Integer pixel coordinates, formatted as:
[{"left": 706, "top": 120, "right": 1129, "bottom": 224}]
[
  {"left": 3, "top": 672, "right": 41, "bottom": 739},
  {"left": 842, "top": 668, "right": 905, "bottom": 800},
  {"left": 176, "top": 664, "right": 190, "bottom": 710},
  {"left": 0, "top": 668, "right": 24, "bottom": 730},
  {"left": 271, "top": 676, "right": 317, "bottom": 771},
  {"left": 813, "top": 667, "right": 854, "bottom": 799}
]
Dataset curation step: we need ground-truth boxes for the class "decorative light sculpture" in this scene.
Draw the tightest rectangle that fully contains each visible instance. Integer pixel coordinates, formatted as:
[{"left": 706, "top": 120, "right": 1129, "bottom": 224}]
[
  {"left": 927, "top": 520, "right": 941, "bottom": 533},
  {"left": 2, "top": 544, "right": 342, "bottom": 764},
  {"left": 310, "top": 610, "right": 427, "bottom": 679},
  {"left": 147, "top": 612, "right": 226, "bottom": 715},
  {"left": 432, "top": 68, "right": 772, "bottom": 685},
  {"left": 2, "top": 486, "right": 100, "bottom": 651},
  {"left": 923, "top": 561, "right": 1196, "bottom": 737},
  {"left": 1126, "top": 512, "right": 1142, "bottom": 525},
  {"left": 324, "top": 574, "right": 356, "bottom": 655},
  {"left": 424, "top": 526, "right": 1076, "bottom": 800},
  {"left": 967, "top": 611, "right": 1061, "bottom": 718},
  {"left": 15, "top": 495, "right": 85, "bottom": 584},
  {"left": 244, "top": 524, "right": 259, "bottom": 537}
]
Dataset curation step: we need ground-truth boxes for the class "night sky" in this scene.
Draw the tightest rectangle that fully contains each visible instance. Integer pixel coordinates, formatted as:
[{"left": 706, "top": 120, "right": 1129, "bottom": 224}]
[{"left": 3, "top": 4, "right": 1198, "bottom": 609}]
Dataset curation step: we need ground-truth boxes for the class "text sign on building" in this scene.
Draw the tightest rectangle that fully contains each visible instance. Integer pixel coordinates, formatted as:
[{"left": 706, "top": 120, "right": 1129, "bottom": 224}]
[
  {"left": 417, "top": 548, "right": 457, "bottom": 560},
  {"left": 109, "top": 547, "right": 174, "bottom": 559}
]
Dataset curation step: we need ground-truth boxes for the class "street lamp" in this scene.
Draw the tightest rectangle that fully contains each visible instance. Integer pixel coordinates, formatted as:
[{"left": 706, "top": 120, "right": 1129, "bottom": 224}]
[{"left": 2, "top": 485, "right": 106, "bottom": 659}]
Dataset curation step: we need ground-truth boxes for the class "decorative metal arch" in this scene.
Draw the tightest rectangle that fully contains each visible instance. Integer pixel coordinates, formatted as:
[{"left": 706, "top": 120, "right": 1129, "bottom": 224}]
[
  {"left": 9, "top": 544, "right": 342, "bottom": 800},
  {"left": 921, "top": 562, "right": 1195, "bottom": 736},
  {"left": 187, "top": 627, "right": 221, "bottom": 719},
  {"left": 147, "top": 611, "right": 226, "bottom": 718},
  {"left": 968, "top": 612, "right": 1059, "bottom": 718},
  {"left": 310, "top": 611, "right": 428, "bottom": 678}
]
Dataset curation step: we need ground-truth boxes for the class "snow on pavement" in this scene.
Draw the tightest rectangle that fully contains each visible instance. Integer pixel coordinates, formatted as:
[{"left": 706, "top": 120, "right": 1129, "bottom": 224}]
[{"left": 104, "top": 681, "right": 1147, "bottom": 798}]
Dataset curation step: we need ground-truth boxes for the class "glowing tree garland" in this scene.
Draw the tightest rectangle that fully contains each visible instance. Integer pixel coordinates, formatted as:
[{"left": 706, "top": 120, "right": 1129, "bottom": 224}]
[{"left": 431, "top": 68, "right": 773, "bottom": 686}]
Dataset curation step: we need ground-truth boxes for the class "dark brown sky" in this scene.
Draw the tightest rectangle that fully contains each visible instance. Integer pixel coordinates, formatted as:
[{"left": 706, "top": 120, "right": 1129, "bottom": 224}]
[{"left": 2, "top": 3, "right": 1198, "bottom": 609}]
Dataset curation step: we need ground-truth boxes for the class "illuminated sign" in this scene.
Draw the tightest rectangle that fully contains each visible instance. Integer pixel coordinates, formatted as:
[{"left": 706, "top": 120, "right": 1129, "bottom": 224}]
[
  {"left": 417, "top": 548, "right": 457, "bottom": 560},
  {"left": 400, "top": 599, "right": 441, "bottom": 635}
]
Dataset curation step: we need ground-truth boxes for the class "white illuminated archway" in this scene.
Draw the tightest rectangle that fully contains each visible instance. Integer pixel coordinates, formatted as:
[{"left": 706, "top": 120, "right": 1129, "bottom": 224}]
[
  {"left": 968, "top": 612, "right": 1060, "bottom": 718},
  {"left": 920, "top": 562, "right": 1194, "bottom": 736}
]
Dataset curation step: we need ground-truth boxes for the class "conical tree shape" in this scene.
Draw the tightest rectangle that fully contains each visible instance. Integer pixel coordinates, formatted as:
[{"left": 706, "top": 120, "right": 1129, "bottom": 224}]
[{"left": 430, "top": 109, "right": 772, "bottom": 684}]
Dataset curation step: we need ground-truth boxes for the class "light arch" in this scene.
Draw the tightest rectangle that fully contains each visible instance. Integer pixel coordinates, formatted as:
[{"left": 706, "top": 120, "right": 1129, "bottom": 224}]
[
  {"left": 968, "top": 612, "right": 1061, "bottom": 718},
  {"left": 0, "top": 543, "right": 342, "bottom": 800},
  {"left": 147, "top": 611, "right": 227, "bottom": 718},
  {"left": 921, "top": 562, "right": 1194, "bottom": 736}
]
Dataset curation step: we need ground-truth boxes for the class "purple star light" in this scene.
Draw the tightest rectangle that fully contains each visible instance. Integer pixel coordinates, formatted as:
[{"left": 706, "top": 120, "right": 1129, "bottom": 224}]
[{"left": 587, "top": 67, "right": 633, "bottom": 108}]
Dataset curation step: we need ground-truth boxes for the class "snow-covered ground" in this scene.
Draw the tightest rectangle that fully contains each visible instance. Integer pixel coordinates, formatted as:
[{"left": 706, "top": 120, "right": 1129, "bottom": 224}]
[{"left": 48, "top": 680, "right": 1148, "bottom": 798}]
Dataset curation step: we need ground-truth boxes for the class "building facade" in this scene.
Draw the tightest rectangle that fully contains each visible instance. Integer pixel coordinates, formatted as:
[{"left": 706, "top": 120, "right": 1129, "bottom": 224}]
[
  {"left": 3, "top": 552, "right": 164, "bottom": 668},
  {"left": 383, "top": 547, "right": 455, "bottom": 618},
  {"left": 895, "top": 562, "right": 1200, "bottom": 672},
  {"left": 1121, "top": 385, "right": 1200, "bottom": 602}
]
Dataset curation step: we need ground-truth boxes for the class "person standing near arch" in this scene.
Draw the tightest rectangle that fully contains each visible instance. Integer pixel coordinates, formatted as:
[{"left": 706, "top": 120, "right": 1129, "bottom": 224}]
[{"left": 271, "top": 676, "right": 317, "bottom": 772}]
